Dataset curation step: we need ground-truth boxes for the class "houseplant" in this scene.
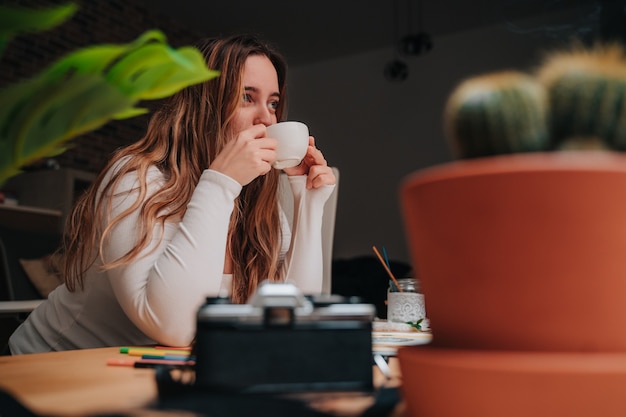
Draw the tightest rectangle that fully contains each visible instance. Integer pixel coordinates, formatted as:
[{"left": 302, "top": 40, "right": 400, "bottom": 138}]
[
  {"left": 443, "top": 70, "right": 549, "bottom": 159},
  {"left": 0, "top": 2, "right": 219, "bottom": 186}
]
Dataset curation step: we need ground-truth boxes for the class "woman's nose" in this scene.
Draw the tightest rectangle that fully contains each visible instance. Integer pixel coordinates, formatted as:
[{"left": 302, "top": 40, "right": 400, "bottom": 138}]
[{"left": 254, "top": 105, "right": 274, "bottom": 126}]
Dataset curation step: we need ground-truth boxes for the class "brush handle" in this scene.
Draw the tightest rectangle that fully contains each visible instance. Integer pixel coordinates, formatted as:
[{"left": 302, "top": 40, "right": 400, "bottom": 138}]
[{"left": 372, "top": 246, "right": 404, "bottom": 292}]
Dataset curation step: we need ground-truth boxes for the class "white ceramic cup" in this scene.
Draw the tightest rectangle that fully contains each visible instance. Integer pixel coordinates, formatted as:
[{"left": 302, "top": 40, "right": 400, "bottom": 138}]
[{"left": 266, "top": 121, "right": 309, "bottom": 169}]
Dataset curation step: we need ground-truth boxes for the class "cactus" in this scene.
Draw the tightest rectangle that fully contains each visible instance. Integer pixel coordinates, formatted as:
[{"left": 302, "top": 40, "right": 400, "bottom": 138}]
[
  {"left": 536, "top": 42, "right": 626, "bottom": 150},
  {"left": 444, "top": 70, "right": 549, "bottom": 159}
]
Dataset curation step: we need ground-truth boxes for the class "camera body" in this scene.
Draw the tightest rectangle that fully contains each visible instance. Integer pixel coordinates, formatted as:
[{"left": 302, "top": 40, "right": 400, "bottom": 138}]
[{"left": 194, "top": 282, "right": 376, "bottom": 394}]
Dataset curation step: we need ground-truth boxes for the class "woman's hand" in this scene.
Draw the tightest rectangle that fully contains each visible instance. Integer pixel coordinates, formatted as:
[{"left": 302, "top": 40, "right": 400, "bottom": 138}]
[
  {"left": 209, "top": 124, "right": 277, "bottom": 186},
  {"left": 283, "top": 137, "right": 336, "bottom": 189}
]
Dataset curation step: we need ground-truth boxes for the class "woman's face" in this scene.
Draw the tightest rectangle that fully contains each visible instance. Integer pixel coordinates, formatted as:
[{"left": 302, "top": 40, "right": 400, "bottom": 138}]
[{"left": 231, "top": 54, "right": 280, "bottom": 134}]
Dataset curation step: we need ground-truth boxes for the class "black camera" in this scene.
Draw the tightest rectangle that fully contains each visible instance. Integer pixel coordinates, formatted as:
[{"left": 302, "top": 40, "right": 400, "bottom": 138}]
[{"left": 194, "top": 282, "right": 376, "bottom": 394}]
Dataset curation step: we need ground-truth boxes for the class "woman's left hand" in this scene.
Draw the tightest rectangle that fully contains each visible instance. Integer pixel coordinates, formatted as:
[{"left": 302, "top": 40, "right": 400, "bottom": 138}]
[{"left": 283, "top": 137, "right": 336, "bottom": 189}]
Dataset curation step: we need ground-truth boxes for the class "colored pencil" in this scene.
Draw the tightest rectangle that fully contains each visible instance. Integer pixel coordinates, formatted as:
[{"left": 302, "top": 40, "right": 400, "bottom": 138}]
[
  {"left": 107, "top": 358, "right": 195, "bottom": 367},
  {"left": 141, "top": 354, "right": 196, "bottom": 361},
  {"left": 155, "top": 346, "right": 192, "bottom": 351},
  {"left": 120, "top": 347, "right": 191, "bottom": 356}
]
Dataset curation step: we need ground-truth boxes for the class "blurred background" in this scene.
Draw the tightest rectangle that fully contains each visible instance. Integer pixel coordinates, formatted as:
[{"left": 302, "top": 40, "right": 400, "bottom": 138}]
[{"left": 1, "top": 0, "right": 624, "bottom": 264}]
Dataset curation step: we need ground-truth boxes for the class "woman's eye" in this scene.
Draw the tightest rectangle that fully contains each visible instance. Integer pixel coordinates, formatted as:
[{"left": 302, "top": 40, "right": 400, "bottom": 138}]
[
  {"left": 243, "top": 94, "right": 252, "bottom": 103},
  {"left": 268, "top": 101, "right": 279, "bottom": 110}
]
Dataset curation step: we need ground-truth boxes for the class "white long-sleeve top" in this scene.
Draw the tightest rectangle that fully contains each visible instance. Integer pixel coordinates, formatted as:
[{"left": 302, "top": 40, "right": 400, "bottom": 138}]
[{"left": 9, "top": 164, "right": 334, "bottom": 354}]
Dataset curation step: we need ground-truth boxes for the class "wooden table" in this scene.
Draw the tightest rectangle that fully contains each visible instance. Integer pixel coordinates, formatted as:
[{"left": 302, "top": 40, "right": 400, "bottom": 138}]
[
  {"left": 0, "top": 347, "right": 405, "bottom": 417},
  {"left": 0, "top": 347, "right": 160, "bottom": 416}
]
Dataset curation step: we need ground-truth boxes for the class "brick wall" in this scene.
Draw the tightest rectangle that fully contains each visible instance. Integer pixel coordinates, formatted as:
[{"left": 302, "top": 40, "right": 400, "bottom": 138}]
[{"left": 1, "top": 0, "right": 204, "bottom": 174}]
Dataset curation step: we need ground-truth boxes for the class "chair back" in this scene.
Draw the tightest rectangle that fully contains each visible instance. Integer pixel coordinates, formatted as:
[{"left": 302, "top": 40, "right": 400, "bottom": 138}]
[
  {"left": 0, "top": 227, "right": 60, "bottom": 301},
  {"left": 0, "top": 237, "right": 14, "bottom": 301},
  {"left": 400, "top": 152, "right": 626, "bottom": 351}
]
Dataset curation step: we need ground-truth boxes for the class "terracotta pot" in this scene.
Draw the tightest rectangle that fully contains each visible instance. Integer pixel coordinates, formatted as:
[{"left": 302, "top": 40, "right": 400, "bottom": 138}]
[
  {"left": 400, "top": 152, "right": 626, "bottom": 351},
  {"left": 398, "top": 345, "right": 626, "bottom": 417}
]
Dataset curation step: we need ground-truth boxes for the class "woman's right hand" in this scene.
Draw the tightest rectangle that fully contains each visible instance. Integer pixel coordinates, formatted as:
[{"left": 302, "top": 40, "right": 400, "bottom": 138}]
[{"left": 209, "top": 124, "right": 277, "bottom": 186}]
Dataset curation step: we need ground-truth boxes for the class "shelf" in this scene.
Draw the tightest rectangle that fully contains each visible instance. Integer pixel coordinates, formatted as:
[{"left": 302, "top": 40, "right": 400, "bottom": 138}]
[
  {"left": 0, "top": 300, "right": 44, "bottom": 314},
  {"left": 2, "top": 168, "right": 95, "bottom": 233},
  {"left": 0, "top": 204, "right": 62, "bottom": 233}
]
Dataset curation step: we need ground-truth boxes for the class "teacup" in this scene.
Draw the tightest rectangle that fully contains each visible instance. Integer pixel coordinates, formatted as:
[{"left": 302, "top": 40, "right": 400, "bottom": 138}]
[{"left": 266, "top": 121, "right": 309, "bottom": 169}]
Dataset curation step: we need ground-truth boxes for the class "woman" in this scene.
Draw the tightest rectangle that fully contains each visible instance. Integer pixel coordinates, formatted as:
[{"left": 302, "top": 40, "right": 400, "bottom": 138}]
[{"left": 8, "top": 34, "right": 336, "bottom": 354}]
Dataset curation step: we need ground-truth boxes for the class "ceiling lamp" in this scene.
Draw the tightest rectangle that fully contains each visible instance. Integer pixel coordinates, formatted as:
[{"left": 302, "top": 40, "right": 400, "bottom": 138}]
[{"left": 385, "top": 0, "right": 433, "bottom": 82}]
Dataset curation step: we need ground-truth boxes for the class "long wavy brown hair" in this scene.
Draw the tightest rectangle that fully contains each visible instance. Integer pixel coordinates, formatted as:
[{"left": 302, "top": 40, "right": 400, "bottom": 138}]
[{"left": 61, "top": 34, "right": 288, "bottom": 303}]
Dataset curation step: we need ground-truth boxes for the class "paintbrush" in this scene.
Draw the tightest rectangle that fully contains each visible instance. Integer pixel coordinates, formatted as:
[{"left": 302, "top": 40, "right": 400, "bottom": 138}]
[{"left": 372, "top": 245, "right": 403, "bottom": 292}]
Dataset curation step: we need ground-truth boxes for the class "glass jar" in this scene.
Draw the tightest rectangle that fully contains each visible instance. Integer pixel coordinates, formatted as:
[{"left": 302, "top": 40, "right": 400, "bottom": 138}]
[{"left": 387, "top": 278, "right": 426, "bottom": 323}]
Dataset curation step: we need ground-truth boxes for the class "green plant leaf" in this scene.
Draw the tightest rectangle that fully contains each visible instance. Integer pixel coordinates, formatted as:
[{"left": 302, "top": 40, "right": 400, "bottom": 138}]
[
  {"left": 44, "top": 45, "right": 131, "bottom": 80},
  {"left": 106, "top": 44, "right": 219, "bottom": 100},
  {"left": 113, "top": 107, "right": 150, "bottom": 120},
  {"left": 40, "top": 30, "right": 219, "bottom": 100},
  {"left": 0, "top": 3, "right": 78, "bottom": 36},
  {"left": 0, "top": 30, "right": 219, "bottom": 186},
  {"left": 406, "top": 319, "right": 424, "bottom": 330},
  {"left": 0, "top": 74, "right": 135, "bottom": 182},
  {"left": 43, "top": 30, "right": 168, "bottom": 81},
  {"left": 0, "top": 3, "right": 78, "bottom": 58}
]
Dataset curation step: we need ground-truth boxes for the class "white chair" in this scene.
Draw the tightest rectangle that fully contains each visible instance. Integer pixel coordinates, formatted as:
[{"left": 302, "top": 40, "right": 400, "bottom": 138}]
[{"left": 279, "top": 167, "right": 339, "bottom": 294}]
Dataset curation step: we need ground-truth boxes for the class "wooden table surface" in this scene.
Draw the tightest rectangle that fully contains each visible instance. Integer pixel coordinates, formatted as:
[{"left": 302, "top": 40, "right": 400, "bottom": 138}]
[
  {"left": 1, "top": 347, "right": 166, "bottom": 416},
  {"left": 0, "top": 346, "right": 405, "bottom": 417}
]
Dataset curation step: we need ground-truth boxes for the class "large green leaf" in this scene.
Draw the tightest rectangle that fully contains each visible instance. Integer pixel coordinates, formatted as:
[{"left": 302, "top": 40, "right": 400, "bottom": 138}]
[
  {"left": 0, "top": 3, "right": 78, "bottom": 57},
  {"left": 106, "top": 43, "right": 219, "bottom": 100},
  {"left": 43, "top": 31, "right": 170, "bottom": 81},
  {"left": 0, "top": 74, "right": 136, "bottom": 182},
  {"left": 0, "top": 3, "right": 77, "bottom": 34},
  {"left": 0, "top": 30, "right": 220, "bottom": 185}
]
